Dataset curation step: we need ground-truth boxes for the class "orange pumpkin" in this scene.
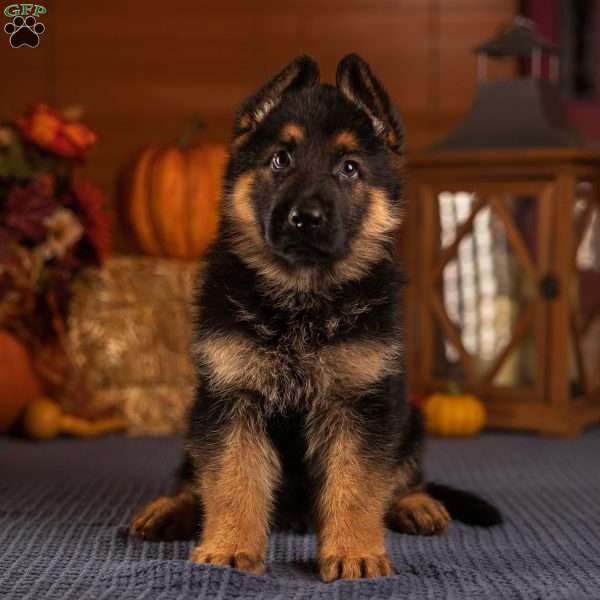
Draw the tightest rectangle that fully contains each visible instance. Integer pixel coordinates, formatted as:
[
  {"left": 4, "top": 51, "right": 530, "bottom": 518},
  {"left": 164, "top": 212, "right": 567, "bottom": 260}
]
[
  {"left": 0, "top": 331, "right": 42, "bottom": 432},
  {"left": 424, "top": 388, "right": 486, "bottom": 437},
  {"left": 124, "top": 126, "right": 228, "bottom": 259}
]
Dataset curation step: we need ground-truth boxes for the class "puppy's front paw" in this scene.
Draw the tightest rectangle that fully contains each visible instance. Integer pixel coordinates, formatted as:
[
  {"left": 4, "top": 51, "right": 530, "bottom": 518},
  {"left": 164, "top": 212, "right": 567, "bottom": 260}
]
[
  {"left": 319, "top": 552, "right": 394, "bottom": 582},
  {"left": 190, "top": 544, "right": 266, "bottom": 575}
]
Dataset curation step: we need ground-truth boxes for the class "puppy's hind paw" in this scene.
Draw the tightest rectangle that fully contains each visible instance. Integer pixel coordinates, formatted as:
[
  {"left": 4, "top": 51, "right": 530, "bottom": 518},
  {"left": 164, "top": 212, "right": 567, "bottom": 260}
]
[
  {"left": 387, "top": 491, "right": 450, "bottom": 536},
  {"left": 129, "top": 494, "right": 198, "bottom": 541}
]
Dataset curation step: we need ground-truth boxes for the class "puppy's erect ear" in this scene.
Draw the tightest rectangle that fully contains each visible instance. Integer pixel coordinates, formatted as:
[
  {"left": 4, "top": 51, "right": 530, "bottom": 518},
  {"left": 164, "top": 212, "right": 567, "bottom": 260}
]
[
  {"left": 233, "top": 55, "right": 320, "bottom": 145},
  {"left": 336, "top": 53, "right": 403, "bottom": 153}
]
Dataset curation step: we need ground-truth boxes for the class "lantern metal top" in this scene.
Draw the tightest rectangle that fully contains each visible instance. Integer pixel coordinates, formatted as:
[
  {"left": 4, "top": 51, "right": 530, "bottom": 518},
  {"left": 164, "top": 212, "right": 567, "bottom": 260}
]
[
  {"left": 475, "top": 16, "right": 559, "bottom": 58},
  {"left": 429, "top": 16, "right": 586, "bottom": 152}
]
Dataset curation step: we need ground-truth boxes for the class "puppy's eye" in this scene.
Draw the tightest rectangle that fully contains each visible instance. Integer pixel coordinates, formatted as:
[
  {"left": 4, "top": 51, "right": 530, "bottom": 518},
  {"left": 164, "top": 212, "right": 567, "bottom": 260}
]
[
  {"left": 271, "top": 150, "right": 292, "bottom": 171},
  {"left": 340, "top": 160, "right": 359, "bottom": 179}
]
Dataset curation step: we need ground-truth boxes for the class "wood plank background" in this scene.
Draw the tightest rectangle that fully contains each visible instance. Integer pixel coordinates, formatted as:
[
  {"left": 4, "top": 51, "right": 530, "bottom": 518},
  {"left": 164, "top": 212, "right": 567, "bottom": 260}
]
[{"left": 0, "top": 0, "right": 517, "bottom": 213}]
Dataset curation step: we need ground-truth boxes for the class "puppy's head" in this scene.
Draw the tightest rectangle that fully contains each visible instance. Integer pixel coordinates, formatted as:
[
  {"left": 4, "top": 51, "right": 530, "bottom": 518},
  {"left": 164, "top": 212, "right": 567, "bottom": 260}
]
[{"left": 223, "top": 54, "right": 404, "bottom": 290}]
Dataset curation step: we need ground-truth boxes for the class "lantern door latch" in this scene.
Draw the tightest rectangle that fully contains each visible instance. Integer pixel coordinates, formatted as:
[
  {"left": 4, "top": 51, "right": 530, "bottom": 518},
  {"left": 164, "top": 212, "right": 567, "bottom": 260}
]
[{"left": 539, "top": 273, "right": 560, "bottom": 300}]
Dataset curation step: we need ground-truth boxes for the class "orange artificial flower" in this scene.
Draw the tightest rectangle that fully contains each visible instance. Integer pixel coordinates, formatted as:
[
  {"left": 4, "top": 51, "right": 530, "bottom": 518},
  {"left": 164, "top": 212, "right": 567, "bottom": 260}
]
[
  {"left": 17, "top": 103, "right": 97, "bottom": 160},
  {"left": 63, "top": 122, "right": 96, "bottom": 150},
  {"left": 28, "top": 107, "right": 61, "bottom": 146}
]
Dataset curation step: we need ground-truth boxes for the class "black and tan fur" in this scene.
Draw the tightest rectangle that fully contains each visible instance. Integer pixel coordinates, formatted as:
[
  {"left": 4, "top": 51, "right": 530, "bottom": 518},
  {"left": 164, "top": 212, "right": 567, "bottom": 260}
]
[{"left": 129, "top": 54, "right": 501, "bottom": 582}]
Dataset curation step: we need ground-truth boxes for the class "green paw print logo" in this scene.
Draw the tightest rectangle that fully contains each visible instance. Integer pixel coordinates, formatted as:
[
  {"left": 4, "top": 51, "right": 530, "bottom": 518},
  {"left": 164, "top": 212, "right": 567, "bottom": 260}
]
[{"left": 3, "top": 4, "right": 47, "bottom": 48}]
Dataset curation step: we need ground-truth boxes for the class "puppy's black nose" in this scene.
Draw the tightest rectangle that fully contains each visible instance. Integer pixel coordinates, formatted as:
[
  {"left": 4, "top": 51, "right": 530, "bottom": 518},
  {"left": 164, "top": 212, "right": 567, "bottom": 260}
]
[{"left": 288, "top": 202, "right": 325, "bottom": 229}]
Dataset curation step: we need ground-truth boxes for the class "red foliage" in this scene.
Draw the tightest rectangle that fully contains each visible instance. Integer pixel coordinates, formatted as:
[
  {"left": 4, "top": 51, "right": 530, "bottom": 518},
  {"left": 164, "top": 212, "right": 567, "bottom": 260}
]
[
  {"left": 4, "top": 179, "right": 58, "bottom": 241},
  {"left": 70, "top": 179, "right": 112, "bottom": 263}
]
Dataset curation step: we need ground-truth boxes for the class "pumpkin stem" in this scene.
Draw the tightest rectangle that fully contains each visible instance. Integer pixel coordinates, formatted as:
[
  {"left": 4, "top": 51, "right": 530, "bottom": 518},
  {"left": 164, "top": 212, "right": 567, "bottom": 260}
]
[
  {"left": 176, "top": 115, "right": 206, "bottom": 149},
  {"left": 448, "top": 381, "right": 462, "bottom": 396}
]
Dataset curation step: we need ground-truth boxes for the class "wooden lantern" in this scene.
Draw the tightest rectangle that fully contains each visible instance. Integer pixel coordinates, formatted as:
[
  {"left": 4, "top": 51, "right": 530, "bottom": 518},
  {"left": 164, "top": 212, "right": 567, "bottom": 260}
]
[{"left": 406, "top": 18, "right": 600, "bottom": 436}]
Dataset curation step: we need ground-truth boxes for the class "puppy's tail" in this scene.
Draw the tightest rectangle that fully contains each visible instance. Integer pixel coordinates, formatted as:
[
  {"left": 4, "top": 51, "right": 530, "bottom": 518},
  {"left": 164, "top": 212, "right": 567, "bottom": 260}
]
[{"left": 426, "top": 482, "right": 503, "bottom": 527}]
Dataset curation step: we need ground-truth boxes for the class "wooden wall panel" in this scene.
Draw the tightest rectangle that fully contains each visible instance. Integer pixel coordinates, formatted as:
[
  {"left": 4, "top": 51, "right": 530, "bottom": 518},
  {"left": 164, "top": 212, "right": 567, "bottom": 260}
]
[
  {"left": 0, "top": 8, "right": 54, "bottom": 115},
  {"left": 0, "top": 0, "right": 517, "bottom": 211}
]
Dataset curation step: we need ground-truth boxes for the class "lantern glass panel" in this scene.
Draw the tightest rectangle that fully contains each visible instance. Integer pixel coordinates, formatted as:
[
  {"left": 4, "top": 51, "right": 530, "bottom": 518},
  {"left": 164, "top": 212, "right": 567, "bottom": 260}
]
[
  {"left": 572, "top": 181, "right": 600, "bottom": 398},
  {"left": 433, "top": 190, "right": 542, "bottom": 388}
]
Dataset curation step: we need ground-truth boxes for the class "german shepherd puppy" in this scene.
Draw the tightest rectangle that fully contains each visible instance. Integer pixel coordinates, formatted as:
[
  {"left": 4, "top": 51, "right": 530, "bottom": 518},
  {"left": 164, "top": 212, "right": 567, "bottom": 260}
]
[{"left": 129, "top": 54, "right": 501, "bottom": 582}]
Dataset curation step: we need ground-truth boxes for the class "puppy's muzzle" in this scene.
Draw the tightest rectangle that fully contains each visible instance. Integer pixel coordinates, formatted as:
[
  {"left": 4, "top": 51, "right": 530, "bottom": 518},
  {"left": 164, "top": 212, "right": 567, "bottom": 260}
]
[{"left": 266, "top": 192, "right": 344, "bottom": 265}]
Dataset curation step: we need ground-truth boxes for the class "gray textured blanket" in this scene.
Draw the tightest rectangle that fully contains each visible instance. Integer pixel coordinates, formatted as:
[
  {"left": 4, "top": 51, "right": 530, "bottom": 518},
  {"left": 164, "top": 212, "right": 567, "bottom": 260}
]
[{"left": 1, "top": 430, "right": 599, "bottom": 599}]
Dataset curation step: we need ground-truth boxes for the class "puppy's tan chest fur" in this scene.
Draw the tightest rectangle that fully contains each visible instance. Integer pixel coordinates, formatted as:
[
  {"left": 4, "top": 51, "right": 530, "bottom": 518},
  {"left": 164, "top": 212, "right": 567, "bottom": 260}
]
[{"left": 195, "top": 307, "right": 401, "bottom": 413}]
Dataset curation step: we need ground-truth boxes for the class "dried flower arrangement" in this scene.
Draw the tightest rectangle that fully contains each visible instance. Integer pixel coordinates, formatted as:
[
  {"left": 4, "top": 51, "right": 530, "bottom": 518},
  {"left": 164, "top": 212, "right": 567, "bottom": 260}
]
[{"left": 0, "top": 103, "right": 111, "bottom": 412}]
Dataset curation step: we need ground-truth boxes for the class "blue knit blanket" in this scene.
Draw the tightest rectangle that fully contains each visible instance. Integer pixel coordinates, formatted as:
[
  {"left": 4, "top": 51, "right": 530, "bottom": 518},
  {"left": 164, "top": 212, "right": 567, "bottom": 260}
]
[{"left": 1, "top": 430, "right": 599, "bottom": 599}]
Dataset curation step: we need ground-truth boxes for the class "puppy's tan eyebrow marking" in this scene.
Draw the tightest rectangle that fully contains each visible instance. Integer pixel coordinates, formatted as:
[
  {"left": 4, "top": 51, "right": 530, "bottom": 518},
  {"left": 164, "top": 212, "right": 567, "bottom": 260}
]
[
  {"left": 280, "top": 122, "right": 305, "bottom": 143},
  {"left": 334, "top": 130, "right": 359, "bottom": 151}
]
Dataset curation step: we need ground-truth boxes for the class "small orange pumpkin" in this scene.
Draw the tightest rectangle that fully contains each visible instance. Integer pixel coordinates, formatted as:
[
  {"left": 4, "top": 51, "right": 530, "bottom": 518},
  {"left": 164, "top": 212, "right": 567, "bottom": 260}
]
[
  {"left": 0, "top": 331, "right": 42, "bottom": 432},
  {"left": 123, "top": 119, "right": 228, "bottom": 259},
  {"left": 22, "top": 397, "right": 128, "bottom": 440},
  {"left": 424, "top": 385, "right": 486, "bottom": 437}
]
